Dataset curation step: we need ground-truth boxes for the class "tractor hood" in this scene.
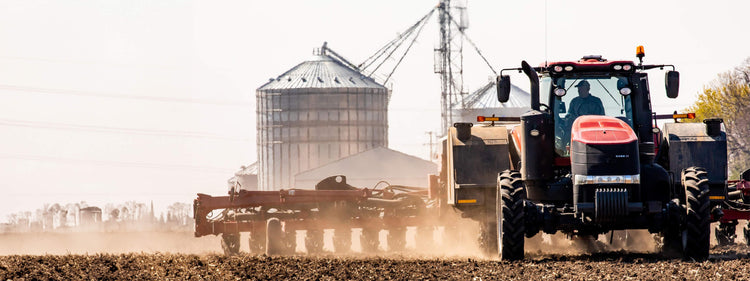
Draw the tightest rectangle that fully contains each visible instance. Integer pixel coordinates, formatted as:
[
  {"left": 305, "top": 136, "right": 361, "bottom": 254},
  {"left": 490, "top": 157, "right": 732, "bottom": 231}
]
[{"left": 571, "top": 116, "right": 637, "bottom": 145}]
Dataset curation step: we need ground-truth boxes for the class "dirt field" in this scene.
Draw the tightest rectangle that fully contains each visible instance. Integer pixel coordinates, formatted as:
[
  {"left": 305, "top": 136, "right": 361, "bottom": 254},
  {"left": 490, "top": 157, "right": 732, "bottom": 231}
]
[
  {"left": 1, "top": 231, "right": 749, "bottom": 280},
  {"left": 1, "top": 246, "right": 749, "bottom": 280}
]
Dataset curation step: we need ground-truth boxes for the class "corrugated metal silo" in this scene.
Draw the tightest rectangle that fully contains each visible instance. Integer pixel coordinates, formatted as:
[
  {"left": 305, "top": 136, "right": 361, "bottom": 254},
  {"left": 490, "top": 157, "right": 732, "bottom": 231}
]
[{"left": 256, "top": 46, "right": 389, "bottom": 191}]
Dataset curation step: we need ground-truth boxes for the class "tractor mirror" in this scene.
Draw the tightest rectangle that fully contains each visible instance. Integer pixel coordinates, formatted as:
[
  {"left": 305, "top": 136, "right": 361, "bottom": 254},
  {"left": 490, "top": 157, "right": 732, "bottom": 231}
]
[
  {"left": 665, "top": 71, "right": 679, "bottom": 99},
  {"left": 497, "top": 75, "right": 511, "bottom": 102}
]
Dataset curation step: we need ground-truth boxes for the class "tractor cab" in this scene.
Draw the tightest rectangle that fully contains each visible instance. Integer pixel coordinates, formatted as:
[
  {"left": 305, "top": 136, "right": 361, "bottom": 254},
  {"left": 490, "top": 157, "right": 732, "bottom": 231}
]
[{"left": 542, "top": 58, "right": 638, "bottom": 157}]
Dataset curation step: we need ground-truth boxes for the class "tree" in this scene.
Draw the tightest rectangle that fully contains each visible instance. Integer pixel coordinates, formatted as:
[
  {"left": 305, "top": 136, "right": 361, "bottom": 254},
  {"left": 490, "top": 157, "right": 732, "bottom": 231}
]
[{"left": 687, "top": 58, "right": 750, "bottom": 179}]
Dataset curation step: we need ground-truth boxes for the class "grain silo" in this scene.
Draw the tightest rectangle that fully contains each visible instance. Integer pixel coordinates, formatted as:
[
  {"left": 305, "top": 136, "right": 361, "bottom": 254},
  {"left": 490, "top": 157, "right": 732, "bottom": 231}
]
[
  {"left": 453, "top": 80, "right": 530, "bottom": 123},
  {"left": 256, "top": 44, "right": 389, "bottom": 191}
]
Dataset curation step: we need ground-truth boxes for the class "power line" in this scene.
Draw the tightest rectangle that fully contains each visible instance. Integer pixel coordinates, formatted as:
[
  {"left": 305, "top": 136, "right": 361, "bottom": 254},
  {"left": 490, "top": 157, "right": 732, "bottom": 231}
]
[
  {"left": 0, "top": 84, "right": 252, "bottom": 106},
  {"left": 0, "top": 118, "right": 252, "bottom": 142},
  {"left": 0, "top": 153, "right": 237, "bottom": 174}
]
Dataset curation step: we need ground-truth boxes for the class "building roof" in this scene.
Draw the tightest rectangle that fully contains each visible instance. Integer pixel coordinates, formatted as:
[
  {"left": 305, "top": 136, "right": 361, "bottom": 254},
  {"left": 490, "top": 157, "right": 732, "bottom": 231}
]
[
  {"left": 258, "top": 49, "right": 386, "bottom": 91},
  {"left": 294, "top": 147, "right": 437, "bottom": 189},
  {"left": 234, "top": 162, "right": 258, "bottom": 176},
  {"left": 458, "top": 81, "right": 530, "bottom": 109}
]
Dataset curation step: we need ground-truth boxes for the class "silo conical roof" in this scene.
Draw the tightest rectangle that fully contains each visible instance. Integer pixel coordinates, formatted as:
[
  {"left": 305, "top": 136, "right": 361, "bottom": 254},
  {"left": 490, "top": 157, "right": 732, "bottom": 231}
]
[
  {"left": 458, "top": 81, "right": 530, "bottom": 109},
  {"left": 258, "top": 52, "right": 386, "bottom": 91}
]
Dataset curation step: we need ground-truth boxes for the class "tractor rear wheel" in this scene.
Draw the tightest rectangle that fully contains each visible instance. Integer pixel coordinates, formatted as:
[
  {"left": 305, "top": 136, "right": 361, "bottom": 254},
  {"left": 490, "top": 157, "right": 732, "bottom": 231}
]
[
  {"left": 497, "top": 170, "right": 526, "bottom": 261},
  {"left": 221, "top": 233, "right": 240, "bottom": 255},
  {"left": 265, "top": 218, "right": 283, "bottom": 255},
  {"left": 681, "top": 167, "right": 711, "bottom": 260}
]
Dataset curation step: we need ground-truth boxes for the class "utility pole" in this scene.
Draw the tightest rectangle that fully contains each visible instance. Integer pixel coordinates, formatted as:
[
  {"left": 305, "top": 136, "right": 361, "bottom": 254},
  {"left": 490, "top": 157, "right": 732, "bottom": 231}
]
[{"left": 425, "top": 131, "right": 436, "bottom": 160}]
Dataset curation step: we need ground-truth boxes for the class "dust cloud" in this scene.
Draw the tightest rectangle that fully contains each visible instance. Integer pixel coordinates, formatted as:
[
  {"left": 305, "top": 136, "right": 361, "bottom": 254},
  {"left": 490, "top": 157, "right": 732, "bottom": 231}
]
[{"left": 0, "top": 231, "right": 221, "bottom": 255}]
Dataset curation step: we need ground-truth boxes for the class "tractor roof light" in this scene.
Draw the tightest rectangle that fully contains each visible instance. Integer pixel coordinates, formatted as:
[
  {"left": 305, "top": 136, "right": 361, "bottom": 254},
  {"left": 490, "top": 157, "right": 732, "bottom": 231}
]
[
  {"left": 613, "top": 65, "right": 622, "bottom": 70},
  {"left": 554, "top": 65, "right": 563, "bottom": 72},
  {"left": 623, "top": 64, "right": 632, "bottom": 71},
  {"left": 636, "top": 45, "right": 645, "bottom": 66},
  {"left": 564, "top": 65, "right": 574, "bottom": 71}
]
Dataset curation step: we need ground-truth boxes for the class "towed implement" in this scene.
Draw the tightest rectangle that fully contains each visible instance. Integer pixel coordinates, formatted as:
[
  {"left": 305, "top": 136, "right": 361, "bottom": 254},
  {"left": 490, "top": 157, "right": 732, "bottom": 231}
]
[{"left": 193, "top": 175, "right": 443, "bottom": 255}]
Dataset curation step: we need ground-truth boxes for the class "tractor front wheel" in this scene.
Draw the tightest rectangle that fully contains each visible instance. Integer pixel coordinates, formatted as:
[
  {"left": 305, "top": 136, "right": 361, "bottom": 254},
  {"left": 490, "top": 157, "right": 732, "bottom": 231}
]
[
  {"left": 681, "top": 167, "right": 711, "bottom": 260},
  {"left": 497, "top": 170, "right": 526, "bottom": 261}
]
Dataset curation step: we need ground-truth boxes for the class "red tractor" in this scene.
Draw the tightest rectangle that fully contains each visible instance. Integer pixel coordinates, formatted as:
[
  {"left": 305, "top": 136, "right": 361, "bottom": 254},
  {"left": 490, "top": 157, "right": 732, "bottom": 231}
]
[{"left": 437, "top": 47, "right": 724, "bottom": 260}]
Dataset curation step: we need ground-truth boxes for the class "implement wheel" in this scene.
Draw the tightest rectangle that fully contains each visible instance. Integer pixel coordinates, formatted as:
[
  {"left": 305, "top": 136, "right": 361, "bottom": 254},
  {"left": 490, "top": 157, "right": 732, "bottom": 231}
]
[
  {"left": 221, "top": 233, "right": 240, "bottom": 255},
  {"left": 333, "top": 228, "right": 351, "bottom": 253},
  {"left": 497, "top": 170, "right": 526, "bottom": 261},
  {"left": 387, "top": 227, "right": 406, "bottom": 252},
  {"left": 305, "top": 229, "right": 324, "bottom": 254},
  {"left": 715, "top": 221, "right": 737, "bottom": 246},
  {"left": 265, "top": 218, "right": 283, "bottom": 255},
  {"left": 681, "top": 167, "right": 711, "bottom": 260},
  {"left": 361, "top": 228, "right": 380, "bottom": 253},
  {"left": 248, "top": 229, "right": 265, "bottom": 254}
]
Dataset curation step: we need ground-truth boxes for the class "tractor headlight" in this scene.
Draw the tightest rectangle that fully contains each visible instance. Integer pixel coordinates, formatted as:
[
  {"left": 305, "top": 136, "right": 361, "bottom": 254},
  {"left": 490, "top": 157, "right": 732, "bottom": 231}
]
[
  {"left": 619, "top": 87, "right": 632, "bottom": 96},
  {"left": 613, "top": 65, "right": 623, "bottom": 70},
  {"left": 554, "top": 88, "right": 567, "bottom": 97},
  {"left": 574, "top": 174, "right": 640, "bottom": 185},
  {"left": 564, "top": 65, "right": 574, "bottom": 71},
  {"left": 623, "top": 64, "right": 632, "bottom": 71},
  {"left": 554, "top": 65, "right": 563, "bottom": 72}
]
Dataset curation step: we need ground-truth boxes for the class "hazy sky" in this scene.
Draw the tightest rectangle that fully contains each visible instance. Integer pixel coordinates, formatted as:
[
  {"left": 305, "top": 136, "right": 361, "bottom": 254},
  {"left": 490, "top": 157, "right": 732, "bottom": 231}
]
[{"left": 1, "top": 0, "right": 748, "bottom": 221}]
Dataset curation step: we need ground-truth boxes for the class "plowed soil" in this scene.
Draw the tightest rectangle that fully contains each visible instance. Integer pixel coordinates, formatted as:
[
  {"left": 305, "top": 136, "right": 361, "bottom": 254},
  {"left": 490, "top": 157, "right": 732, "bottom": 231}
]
[
  {"left": 0, "top": 245, "right": 748, "bottom": 280},
  {"left": 1, "top": 229, "right": 749, "bottom": 280}
]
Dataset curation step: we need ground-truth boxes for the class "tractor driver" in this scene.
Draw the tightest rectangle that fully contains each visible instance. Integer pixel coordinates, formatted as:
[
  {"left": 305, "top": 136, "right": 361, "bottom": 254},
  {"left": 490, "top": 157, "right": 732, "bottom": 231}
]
[
  {"left": 565, "top": 80, "right": 605, "bottom": 122},
  {"left": 557, "top": 80, "right": 606, "bottom": 155}
]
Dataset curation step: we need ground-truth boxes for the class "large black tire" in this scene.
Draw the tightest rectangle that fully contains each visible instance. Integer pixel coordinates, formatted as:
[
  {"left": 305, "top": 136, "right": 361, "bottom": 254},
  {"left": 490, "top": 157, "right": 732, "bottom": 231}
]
[
  {"left": 660, "top": 198, "right": 683, "bottom": 257},
  {"left": 497, "top": 170, "right": 526, "bottom": 260},
  {"left": 681, "top": 167, "right": 711, "bottom": 260},
  {"left": 305, "top": 229, "right": 324, "bottom": 254},
  {"left": 221, "top": 233, "right": 240, "bottom": 255},
  {"left": 265, "top": 218, "right": 283, "bottom": 255}
]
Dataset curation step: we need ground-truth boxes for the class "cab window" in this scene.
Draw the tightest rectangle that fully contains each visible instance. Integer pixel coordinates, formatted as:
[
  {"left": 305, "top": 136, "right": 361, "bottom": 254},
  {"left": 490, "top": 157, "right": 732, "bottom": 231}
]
[{"left": 552, "top": 76, "right": 633, "bottom": 157}]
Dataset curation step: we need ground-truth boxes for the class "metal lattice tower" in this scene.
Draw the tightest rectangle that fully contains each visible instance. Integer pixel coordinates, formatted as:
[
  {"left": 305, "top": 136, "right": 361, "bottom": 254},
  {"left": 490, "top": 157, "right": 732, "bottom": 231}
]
[{"left": 435, "top": 0, "right": 469, "bottom": 137}]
